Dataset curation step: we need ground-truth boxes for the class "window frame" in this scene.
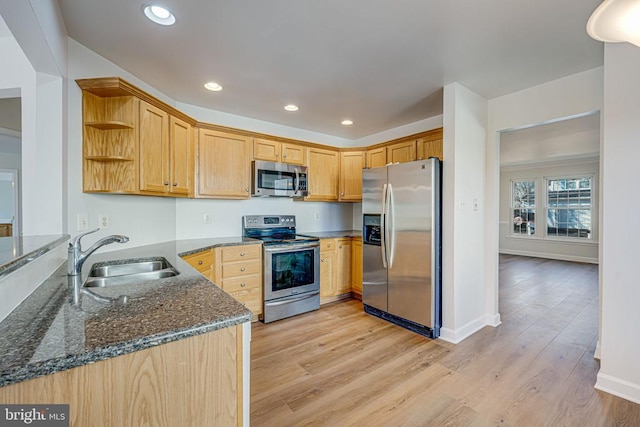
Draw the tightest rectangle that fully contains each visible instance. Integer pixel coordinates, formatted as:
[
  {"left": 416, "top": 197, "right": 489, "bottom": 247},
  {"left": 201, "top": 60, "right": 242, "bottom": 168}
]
[
  {"left": 543, "top": 174, "right": 595, "bottom": 241},
  {"left": 510, "top": 178, "right": 537, "bottom": 238}
]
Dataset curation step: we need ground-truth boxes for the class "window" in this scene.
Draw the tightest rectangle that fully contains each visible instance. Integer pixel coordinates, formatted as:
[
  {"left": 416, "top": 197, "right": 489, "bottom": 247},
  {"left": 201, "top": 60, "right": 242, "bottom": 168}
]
[
  {"left": 546, "top": 177, "right": 592, "bottom": 239},
  {"left": 511, "top": 180, "right": 536, "bottom": 236}
]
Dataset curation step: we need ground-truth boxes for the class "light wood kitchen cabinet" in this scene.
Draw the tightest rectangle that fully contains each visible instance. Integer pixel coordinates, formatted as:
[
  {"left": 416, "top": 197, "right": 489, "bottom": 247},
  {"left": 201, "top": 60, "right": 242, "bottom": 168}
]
[
  {"left": 182, "top": 249, "right": 214, "bottom": 281},
  {"left": 352, "top": 237, "right": 363, "bottom": 298},
  {"left": 80, "top": 90, "right": 140, "bottom": 193},
  {"left": 367, "top": 147, "right": 387, "bottom": 169},
  {"left": 213, "top": 244, "right": 263, "bottom": 319},
  {"left": 320, "top": 238, "right": 352, "bottom": 304},
  {"left": 0, "top": 325, "right": 245, "bottom": 426},
  {"left": 416, "top": 128, "right": 443, "bottom": 161},
  {"left": 0, "top": 223, "right": 12, "bottom": 237},
  {"left": 196, "top": 128, "right": 252, "bottom": 199},
  {"left": 305, "top": 147, "right": 339, "bottom": 201},
  {"left": 254, "top": 138, "right": 306, "bottom": 165},
  {"left": 139, "top": 101, "right": 193, "bottom": 196},
  {"left": 387, "top": 140, "right": 416, "bottom": 164},
  {"left": 339, "top": 151, "right": 365, "bottom": 201}
]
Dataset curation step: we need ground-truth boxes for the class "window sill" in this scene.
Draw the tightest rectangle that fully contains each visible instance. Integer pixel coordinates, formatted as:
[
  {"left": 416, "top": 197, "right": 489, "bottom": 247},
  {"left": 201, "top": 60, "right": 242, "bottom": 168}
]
[{"left": 505, "top": 235, "right": 598, "bottom": 246}]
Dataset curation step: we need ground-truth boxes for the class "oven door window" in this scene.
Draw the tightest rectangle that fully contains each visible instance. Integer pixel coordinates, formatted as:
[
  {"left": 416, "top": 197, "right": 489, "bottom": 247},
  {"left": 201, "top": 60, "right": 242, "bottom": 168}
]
[
  {"left": 258, "top": 169, "right": 295, "bottom": 191},
  {"left": 271, "top": 249, "right": 315, "bottom": 291}
]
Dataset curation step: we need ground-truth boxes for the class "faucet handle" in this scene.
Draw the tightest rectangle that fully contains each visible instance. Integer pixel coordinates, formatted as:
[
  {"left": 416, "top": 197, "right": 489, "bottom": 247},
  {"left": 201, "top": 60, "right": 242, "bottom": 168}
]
[{"left": 69, "top": 228, "right": 100, "bottom": 249}]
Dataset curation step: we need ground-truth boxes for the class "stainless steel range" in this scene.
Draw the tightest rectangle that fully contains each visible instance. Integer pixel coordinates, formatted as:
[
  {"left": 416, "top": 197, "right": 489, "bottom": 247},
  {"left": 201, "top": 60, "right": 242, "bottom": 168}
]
[{"left": 243, "top": 215, "right": 320, "bottom": 323}]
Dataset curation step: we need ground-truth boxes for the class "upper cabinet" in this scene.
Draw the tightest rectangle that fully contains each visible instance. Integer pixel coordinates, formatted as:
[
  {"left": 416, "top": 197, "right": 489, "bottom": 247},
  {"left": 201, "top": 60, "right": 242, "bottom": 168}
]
[
  {"left": 339, "top": 151, "right": 365, "bottom": 201},
  {"left": 367, "top": 147, "right": 387, "bottom": 169},
  {"left": 196, "top": 128, "right": 252, "bottom": 199},
  {"left": 387, "top": 140, "right": 416, "bottom": 164},
  {"left": 169, "top": 116, "right": 194, "bottom": 195},
  {"left": 254, "top": 138, "right": 306, "bottom": 165},
  {"left": 416, "top": 129, "right": 443, "bottom": 161},
  {"left": 305, "top": 146, "right": 339, "bottom": 201}
]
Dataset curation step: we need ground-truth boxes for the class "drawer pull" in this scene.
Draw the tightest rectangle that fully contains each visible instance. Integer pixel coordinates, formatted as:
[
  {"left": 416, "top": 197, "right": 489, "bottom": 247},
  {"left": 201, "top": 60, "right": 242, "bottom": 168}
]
[
  {"left": 241, "top": 282, "right": 246, "bottom": 287},
  {"left": 240, "top": 266, "right": 246, "bottom": 272},
  {"left": 240, "top": 252, "right": 246, "bottom": 256},
  {"left": 198, "top": 260, "right": 203, "bottom": 265}
]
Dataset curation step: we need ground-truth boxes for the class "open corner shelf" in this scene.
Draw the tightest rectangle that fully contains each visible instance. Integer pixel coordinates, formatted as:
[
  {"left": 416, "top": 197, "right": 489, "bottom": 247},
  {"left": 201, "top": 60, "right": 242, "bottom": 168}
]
[
  {"left": 85, "top": 121, "right": 134, "bottom": 130},
  {"left": 85, "top": 155, "right": 135, "bottom": 162}
]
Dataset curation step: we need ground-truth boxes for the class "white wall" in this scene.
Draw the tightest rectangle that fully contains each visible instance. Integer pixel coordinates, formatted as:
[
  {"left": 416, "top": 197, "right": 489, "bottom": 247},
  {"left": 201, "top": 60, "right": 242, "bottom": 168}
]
[
  {"left": 499, "top": 159, "right": 599, "bottom": 263},
  {"left": 485, "top": 67, "right": 604, "bottom": 325},
  {"left": 595, "top": 42, "right": 640, "bottom": 404},
  {"left": 439, "top": 83, "right": 489, "bottom": 343}
]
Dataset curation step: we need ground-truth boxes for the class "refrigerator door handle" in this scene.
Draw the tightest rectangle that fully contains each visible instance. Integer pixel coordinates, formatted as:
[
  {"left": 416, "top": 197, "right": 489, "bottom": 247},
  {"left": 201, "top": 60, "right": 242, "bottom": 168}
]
[
  {"left": 387, "top": 183, "right": 394, "bottom": 268},
  {"left": 381, "top": 183, "right": 388, "bottom": 269}
]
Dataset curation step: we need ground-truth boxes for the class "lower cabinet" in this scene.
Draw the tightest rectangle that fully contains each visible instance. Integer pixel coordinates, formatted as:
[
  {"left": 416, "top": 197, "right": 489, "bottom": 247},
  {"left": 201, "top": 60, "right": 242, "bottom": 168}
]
[
  {"left": 352, "top": 237, "right": 363, "bottom": 298},
  {"left": 213, "top": 244, "right": 263, "bottom": 320},
  {"left": 320, "top": 238, "right": 353, "bottom": 304},
  {"left": 182, "top": 249, "right": 214, "bottom": 281}
]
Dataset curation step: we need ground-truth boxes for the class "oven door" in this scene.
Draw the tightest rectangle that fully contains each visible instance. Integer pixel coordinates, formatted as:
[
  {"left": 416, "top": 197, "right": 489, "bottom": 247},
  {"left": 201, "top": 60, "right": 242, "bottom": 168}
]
[{"left": 264, "top": 242, "right": 320, "bottom": 301}]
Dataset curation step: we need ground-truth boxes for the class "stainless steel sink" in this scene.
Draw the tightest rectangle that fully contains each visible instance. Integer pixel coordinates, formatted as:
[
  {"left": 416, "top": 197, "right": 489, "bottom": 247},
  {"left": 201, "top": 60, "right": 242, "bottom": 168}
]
[
  {"left": 88, "top": 260, "right": 171, "bottom": 278},
  {"left": 83, "top": 258, "right": 179, "bottom": 288}
]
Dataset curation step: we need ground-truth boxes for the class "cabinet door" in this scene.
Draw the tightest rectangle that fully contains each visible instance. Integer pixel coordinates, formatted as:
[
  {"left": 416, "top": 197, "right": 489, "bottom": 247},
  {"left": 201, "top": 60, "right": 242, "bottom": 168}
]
[
  {"left": 352, "top": 238, "right": 363, "bottom": 296},
  {"left": 320, "top": 249, "right": 336, "bottom": 298},
  {"left": 336, "top": 238, "right": 352, "bottom": 294},
  {"left": 169, "top": 116, "right": 193, "bottom": 195},
  {"left": 339, "top": 151, "right": 365, "bottom": 201},
  {"left": 197, "top": 129, "right": 252, "bottom": 199},
  {"left": 387, "top": 140, "right": 416, "bottom": 164},
  {"left": 281, "top": 142, "right": 306, "bottom": 165},
  {"left": 307, "top": 147, "right": 339, "bottom": 201},
  {"left": 416, "top": 136, "right": 443, "bottom": 161},
  {"left": 253, "top": 138, "right": 280, "bottom": 162},
  {"left": 367, "top": 147, "right": 387, "bottom": 169},
  {"left": 139, "top": 101, "right": 169, "bottom": 193}
]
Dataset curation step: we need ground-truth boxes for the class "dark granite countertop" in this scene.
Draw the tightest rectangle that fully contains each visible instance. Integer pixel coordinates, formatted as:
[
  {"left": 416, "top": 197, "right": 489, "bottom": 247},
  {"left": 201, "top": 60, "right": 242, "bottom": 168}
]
[
  {"left": 0, "top": 237, "right": 260, "bottom": 388},
  {"left": 0, "top": 235, "right": 70, "bottom": 278},
  {"left": 300, "top": 230, "right": 362, "bottom": 239}
]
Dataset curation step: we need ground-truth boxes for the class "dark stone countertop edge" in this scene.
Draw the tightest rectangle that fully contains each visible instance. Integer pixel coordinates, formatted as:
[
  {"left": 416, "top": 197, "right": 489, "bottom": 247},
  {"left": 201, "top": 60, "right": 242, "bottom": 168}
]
[
  {"left": 0, "top": 235, "right": 70, "bottom": 278},
  {"left": 299, "top": 230, "right": 362, "bottom": 239},
  {"left": 0, "top": 311, "right": 252, "bottom": 388}
]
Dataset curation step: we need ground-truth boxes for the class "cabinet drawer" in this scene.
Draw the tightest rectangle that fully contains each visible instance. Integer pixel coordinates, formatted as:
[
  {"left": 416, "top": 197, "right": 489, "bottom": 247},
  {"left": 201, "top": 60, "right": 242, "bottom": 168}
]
[
  {"left": 222, "top": 275, "right": 261, "bottom": 293},
  {"left": 229, "top": 290, "right": 262, "bottom": 315},
  {"left": 221, "top": 259, "right": 261, "bottom": 278},
  {"left": 320, "top": 239, "right": 336, "bottom": 252},
  {"left": 221, "top": 245, "right": 261, "bottom": 262},
  {"left": 182, "top": 250, "right": 213, "bottom": 273}
]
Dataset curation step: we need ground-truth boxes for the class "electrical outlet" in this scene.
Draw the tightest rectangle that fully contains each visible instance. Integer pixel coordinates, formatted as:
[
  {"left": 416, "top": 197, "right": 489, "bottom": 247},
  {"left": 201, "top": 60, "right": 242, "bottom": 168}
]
[
  {"left": 314, "top": 212, "right": 320, "bottom": 220},
  {"left": 99, "top": 213, "right": 110, "bottom": 229},
  {"left": 473, "top": 198, "right": 479, "bottom": 211},
  {"left": 203, "top": 212, "right": 212, "bottom": 224},
  {"left": 77, "top": 213, "right": 88, "bottom": 231}
]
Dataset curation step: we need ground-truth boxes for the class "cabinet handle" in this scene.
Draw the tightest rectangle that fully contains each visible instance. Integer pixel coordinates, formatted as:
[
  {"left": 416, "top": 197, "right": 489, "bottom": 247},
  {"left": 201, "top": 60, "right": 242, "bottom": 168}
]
[
  {"left": 341, "top": 192, "right": 344, "bottom": 196},
  {"left": 198, "top": 260, "right": 203, "bottom": 265},
  {"left": 275, "top": 154, "right": 279, "bottom": 158},
  {"left": 327, "top": 243, "right": 331, "bottom": 248},
  {"left": 241, "top": 282, "right": 246, "bottom": 287},
  {"left": 240, "top": 252, "right": 245, "bottom": 256},
  {"left": 245, "top": 188, "right": 249, "bottom": 192},
  {"left": 173, "top": 182, "right": 178, "bottom": 186},
  {"left": 240, "top": 266, "right": 246, "bottom": 272},
  {"left": 164, "top": 181, "right": 169, "bottom": 185},
  {"left": 283, "top": 154, "right": 287, "bottom": 159},
  {"left": 321, "top": 258, "right": 325, "bottom": 262}
]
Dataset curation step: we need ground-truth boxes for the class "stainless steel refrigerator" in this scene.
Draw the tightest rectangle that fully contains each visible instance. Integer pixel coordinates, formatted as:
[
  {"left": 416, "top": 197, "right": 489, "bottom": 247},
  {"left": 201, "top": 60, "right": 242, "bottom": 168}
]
[{"left": 362, "top": 158, "right": 442, "bottom": 338}]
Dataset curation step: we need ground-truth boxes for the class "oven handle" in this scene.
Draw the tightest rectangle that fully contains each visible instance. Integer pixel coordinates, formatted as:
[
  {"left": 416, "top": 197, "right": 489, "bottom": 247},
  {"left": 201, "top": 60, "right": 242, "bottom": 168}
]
[
  {"left": 265, "top": 291, "right": 320, "bottom": 306},
  {"left": 264, "top": 243, "right": 319, "bottom": 253}
]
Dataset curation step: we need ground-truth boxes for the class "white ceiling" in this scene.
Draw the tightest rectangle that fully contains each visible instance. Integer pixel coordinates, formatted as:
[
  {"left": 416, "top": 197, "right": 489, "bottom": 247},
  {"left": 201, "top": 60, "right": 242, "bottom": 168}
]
[
  {"left": 500, "top": 113, "right": 600, "bottom": 167},
  {"left": 56, "top": 1, "right": 603, "bottom": 139}
]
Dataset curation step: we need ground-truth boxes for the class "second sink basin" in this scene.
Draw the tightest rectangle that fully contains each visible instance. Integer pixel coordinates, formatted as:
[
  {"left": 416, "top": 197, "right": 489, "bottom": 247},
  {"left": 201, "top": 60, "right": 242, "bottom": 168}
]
[
  {"left": 84, "top": 258, "right": 179, "bottom": 288},
  {"left": 88, "top": 259, "right": 171, "bottom": 278}
]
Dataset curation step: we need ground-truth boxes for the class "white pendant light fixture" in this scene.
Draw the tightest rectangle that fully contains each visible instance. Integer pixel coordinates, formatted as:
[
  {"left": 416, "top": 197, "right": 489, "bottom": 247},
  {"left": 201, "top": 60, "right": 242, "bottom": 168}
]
[{"left": 587, "top": 0, "right": 640, "bottom": 47}]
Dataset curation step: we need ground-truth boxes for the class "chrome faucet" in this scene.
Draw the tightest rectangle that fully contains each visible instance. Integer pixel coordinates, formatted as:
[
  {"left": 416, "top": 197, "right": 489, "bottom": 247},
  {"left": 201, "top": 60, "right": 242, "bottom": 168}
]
[{"left": 68, "top": 228, "right": 129, "bottom": 276}]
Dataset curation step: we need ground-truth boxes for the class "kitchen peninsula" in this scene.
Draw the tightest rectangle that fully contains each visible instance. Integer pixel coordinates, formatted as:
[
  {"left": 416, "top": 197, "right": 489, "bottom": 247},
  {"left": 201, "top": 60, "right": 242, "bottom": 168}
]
[{"left": 0, "top": 236, "right": 259, "bottom": 426}]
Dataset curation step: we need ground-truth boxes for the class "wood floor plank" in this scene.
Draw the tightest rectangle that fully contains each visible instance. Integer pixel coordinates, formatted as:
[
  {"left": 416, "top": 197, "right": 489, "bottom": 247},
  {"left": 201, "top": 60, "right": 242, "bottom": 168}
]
[{"left": 250, "top": 254, "right": 640, "bottom": 425}]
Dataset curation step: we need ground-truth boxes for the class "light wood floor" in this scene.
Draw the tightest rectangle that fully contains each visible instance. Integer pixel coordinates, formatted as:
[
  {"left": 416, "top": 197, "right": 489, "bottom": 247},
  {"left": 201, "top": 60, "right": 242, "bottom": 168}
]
[{"left": 250, "top": 255, "right": 640, "bottom": 426}]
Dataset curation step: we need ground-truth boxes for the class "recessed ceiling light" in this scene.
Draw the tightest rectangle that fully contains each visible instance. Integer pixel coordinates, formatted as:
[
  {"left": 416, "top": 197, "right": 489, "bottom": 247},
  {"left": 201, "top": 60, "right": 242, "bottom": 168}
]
[
  {"left": 204, "top": 82, "right": 223, "bottom": 92},
  {"left": 341, "top": 119, "right": 354, "bottom": 126},
  {"left": 142, "top": 4, "right": 176, "bottom": 26},
  {"left": 284, "top": 104, "right": 299, "bottom": 112}
]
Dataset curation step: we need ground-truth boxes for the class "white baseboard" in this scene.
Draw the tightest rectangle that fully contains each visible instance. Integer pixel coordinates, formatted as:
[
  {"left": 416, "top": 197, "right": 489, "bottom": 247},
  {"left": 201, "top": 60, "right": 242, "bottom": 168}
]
[
  {"left": 499, "top": 249, "right": 598, "bottom": 264},
  {"left": 594, "top": 339, "right": 601, "bottom": 360},
  {"left": 595, "top": 372, "right": 640, "bottom": 404},
  {"left": 485, "top": 312, "right": 501, "bottom": 327},
  {"left": 439, "top": 315, "right": 488, "bottom": 344}
]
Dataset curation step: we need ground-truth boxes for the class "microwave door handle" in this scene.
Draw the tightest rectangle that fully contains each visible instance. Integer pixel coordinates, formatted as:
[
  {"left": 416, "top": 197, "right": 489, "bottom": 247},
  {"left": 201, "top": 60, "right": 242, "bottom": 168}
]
[
  {"left": 294, "top": 167, "right": 300, "bottom": 195},
  {"left": 381, "top": 183, "right": 388, "bottom": 269}
]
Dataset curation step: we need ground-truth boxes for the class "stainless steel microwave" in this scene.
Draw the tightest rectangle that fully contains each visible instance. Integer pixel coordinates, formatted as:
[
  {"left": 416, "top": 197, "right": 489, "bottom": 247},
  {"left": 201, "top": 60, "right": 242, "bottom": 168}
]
[{"left": 252, "top": 160, "right": 308, "bottom": 197}]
